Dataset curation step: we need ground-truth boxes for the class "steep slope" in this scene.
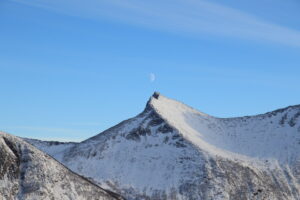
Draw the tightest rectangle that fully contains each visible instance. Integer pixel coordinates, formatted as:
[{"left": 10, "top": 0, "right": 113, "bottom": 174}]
[
  {"left": 0, "top": 132, "right": 123, "bottom": 200},
  {"left": 28, "top": 93, "right": 300, "bottom": 200}
]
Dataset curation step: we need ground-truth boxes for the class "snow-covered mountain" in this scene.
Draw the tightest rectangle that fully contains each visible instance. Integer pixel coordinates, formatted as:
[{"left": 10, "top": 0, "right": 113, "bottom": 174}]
[
  {"left": 0, "top": 132, "right": 123, "bottom": 200},
  {"left": 27, "top": 92, "right": 300, "bottom": 200}
]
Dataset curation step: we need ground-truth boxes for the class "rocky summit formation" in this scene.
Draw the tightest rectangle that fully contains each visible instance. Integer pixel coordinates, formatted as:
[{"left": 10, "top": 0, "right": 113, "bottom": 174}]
[
  {"left": 0, "top": 132, "right": 123, "bottom": 200},
  {"left": 27, "top": 93, "right": 300, "bottom": 200}
]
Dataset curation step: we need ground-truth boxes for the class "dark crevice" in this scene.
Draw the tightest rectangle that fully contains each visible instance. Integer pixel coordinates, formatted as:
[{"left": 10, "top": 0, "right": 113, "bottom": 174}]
[{"left": 3, "top": 137, "right": 20, "bottom": 163}]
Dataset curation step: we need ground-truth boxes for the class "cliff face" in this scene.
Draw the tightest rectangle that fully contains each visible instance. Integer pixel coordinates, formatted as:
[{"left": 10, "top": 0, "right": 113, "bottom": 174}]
[
  {"left": 27, "top": 93, "right": 300, "bottom": 200},
  {"left": 0, "top": 132, "right": 123, "bottom": 200}
]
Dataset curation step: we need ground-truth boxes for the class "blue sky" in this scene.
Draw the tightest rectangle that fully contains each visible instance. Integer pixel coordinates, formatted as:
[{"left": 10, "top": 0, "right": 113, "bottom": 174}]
[{"left": 1, "top": 0, "right": 300, "bottom": 141}]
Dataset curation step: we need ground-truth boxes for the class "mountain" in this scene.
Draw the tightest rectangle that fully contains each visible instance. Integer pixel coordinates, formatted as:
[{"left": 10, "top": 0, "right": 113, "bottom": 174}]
[
  {"left": 0, "top": 132, "right": 123, "bottom": 200},
  {"left": 27, "top": 92, "right": 300, "bottom": 200}
]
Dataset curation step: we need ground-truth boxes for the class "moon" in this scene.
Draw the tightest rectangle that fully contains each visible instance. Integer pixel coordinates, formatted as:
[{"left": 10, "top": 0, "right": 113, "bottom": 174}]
[{"left": 149, "top": 73, "right": 156, "bottom": 82}]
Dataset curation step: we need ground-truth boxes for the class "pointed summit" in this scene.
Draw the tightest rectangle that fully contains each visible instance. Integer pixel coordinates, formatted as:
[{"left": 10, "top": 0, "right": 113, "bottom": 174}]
[{"left": 144, "top": 91, "right": 161, "bottom": 111}]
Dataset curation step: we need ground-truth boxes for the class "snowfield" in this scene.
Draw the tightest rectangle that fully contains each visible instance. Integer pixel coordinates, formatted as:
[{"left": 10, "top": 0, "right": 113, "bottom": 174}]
[{"left": 25, "top": 93, "right": 300, "bottom": 199}]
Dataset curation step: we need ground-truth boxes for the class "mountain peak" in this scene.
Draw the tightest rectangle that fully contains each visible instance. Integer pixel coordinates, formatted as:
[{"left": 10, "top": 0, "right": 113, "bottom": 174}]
[
  {"left": 148, "top": 92, "right": 210, "bottom": 119},
  {"left": 144, "top": 91, "right": 162, "bottom": 112},
  {"left": 25, "top": 95, "right": 300, "bottom": 200}
]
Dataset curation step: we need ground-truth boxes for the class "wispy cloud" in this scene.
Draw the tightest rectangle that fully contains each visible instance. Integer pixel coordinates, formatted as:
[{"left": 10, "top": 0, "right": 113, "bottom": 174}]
[
  {"left": 6, "top": 125, "right": 87, "bottom": 135},
  {"left": 28, "top": 137, "right": 83, "bottom": 142},
  {"left": 2, "top": 126, "right": 88, "bottom": 142},
  {"left": 12, "top": 0, "right": 300, "bottom": 47},
  {"left": 67, "top": 122, "right": 101, "bottom": 126}
]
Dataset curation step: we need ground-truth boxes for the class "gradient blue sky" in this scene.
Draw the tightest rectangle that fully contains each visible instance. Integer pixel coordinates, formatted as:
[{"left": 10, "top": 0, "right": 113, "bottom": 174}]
[{"left": 1, "top": 0, "right": 300, "bottom": 141}]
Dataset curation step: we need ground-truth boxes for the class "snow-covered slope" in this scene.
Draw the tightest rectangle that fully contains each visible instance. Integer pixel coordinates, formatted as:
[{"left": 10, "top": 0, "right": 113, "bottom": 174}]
[
  {"left": 28, "top": 92, "right": 300, "bottom": 200},
  {"left": 0, "top": 132, "right": 123, "bottom": 200},
  {"left": 151, "top": 94, "right": 300, "bottom": 163}
]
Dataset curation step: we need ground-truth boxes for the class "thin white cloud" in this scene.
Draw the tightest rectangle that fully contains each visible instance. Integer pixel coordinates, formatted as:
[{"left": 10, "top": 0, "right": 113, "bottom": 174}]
[
  {"left": 3, "top": 126, "right": 88, "bottom": 141},
  {"left": 68, "top": 122, "right": 101, "bottom": 126},
  {"left": 7, "top": 126, "right": 86, "bottom": 135},
  {"left": 12, "top": 0, "right": 300, "bottom": 47},
  {"left": 27, "top": 137, "right": 83, "bottom": 142}
]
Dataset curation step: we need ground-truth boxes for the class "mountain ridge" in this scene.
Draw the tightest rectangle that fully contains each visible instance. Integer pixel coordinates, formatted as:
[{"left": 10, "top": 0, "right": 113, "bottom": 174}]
[
  {"left": 0, "top": 131, "right": 123, "bottom": 200},
  {"left": 26, "top": 93, "right": 300, "bottom": 200}
]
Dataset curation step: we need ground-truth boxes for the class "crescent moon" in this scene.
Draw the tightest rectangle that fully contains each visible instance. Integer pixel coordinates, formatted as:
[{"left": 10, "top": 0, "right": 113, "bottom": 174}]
[{"left": 149, "top": 73, "right": 156, "bottom": 82}]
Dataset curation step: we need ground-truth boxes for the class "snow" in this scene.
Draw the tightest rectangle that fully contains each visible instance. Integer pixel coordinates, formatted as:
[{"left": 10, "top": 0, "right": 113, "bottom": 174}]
[
  {"left": 150, "top": 94, "right": 300, "bottom": 164},
  {"left": 23, "top": 138, "right": 76, "bottom": 161},
  {"left": 0, "top": 132, "right": 122, "bottom": 200},
  {"left": 25, "top": 93, "right": 300, "bottom": 200}
]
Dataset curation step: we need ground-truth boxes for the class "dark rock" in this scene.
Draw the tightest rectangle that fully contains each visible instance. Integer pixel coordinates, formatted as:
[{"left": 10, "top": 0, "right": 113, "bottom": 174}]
[
  {"left": 158, "top": 124, "right": 173, "bottom": 133},
  {"left": 148, "top": 118, "right": 164, "bottom": 126},
  {"left": 289, "top": 111, "right": 300, "bottom": 127},
  {"left": 152, "top": 92, "right": 160, "bottom": 99}
]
